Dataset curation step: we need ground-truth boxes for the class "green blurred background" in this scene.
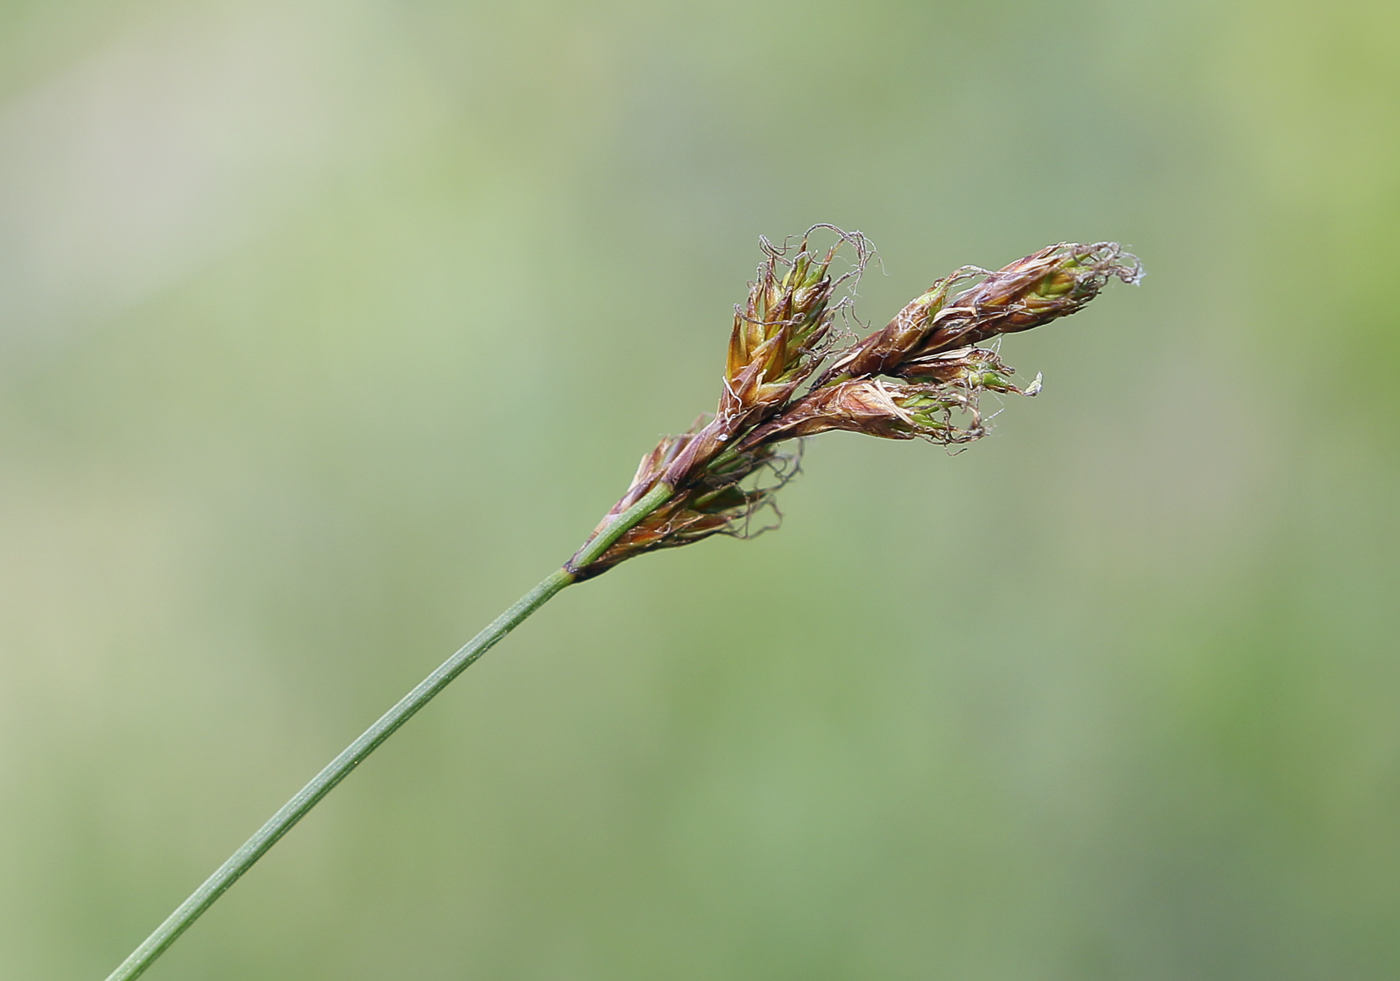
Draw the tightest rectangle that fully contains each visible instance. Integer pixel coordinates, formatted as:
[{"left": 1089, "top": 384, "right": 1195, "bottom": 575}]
[{"left": 2, "top": 0, "right": 1398, "bottom": 978}]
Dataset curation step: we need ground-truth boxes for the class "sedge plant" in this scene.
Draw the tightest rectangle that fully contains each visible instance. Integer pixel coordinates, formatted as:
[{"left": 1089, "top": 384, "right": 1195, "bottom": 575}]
[{"left": 103, "top": 227, "right": 1141, "bottom": 980}]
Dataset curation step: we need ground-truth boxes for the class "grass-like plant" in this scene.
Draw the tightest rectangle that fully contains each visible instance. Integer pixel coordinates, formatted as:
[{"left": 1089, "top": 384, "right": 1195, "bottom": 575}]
[{"left": 104, "top": 227, "right": 1140, "bottom": 980}]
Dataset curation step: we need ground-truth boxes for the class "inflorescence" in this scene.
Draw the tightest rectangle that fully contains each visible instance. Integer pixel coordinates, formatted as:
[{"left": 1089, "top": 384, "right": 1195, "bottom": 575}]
[{"left": 567, "top": 227, "right": 1140, "bottom": 579}]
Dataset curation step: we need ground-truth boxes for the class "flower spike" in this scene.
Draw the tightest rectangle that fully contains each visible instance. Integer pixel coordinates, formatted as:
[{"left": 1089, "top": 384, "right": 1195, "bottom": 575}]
[{"left": 566, "top": 232, "right": 1139, "bottom": 579}]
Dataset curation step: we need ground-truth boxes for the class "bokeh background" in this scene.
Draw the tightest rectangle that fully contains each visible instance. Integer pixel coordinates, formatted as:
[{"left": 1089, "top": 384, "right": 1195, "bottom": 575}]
[{"left": 2, "top": 0, "right": 1398, "bottom": 978}]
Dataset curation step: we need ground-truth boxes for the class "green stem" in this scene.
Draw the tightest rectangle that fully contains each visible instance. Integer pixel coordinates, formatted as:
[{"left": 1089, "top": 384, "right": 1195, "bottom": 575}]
[
  {"left": 569, "top": 481, "right": 673, "bottom": 571},
  {"left": 104, "top": 482, "right": 673, "bottom": 981}
]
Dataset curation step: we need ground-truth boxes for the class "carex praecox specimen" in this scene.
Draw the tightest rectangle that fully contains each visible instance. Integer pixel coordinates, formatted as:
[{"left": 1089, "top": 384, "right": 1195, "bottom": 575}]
[{"left": 568, "top": 227, "right": 1141, "bottom": 579}]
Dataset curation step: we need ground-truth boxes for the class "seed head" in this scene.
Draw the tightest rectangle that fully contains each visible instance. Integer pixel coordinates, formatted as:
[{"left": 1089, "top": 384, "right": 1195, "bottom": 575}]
[{"left": 567, "top": 232, "right": 1139, "bottom": 579}]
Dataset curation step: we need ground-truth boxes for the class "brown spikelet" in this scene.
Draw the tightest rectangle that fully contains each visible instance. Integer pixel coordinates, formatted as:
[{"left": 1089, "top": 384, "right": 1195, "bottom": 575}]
[{"left": 818, "top": 242, "right": 1140, "bottom": 386}]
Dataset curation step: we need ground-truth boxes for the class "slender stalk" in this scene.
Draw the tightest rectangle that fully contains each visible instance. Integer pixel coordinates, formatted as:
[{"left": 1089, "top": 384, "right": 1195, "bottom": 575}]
[
  {"left": 104, "top": 482, "right": 673, "bottom": 981},
  {"left": 570, "top": 481, "right": 674, "bottom": 570}
]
